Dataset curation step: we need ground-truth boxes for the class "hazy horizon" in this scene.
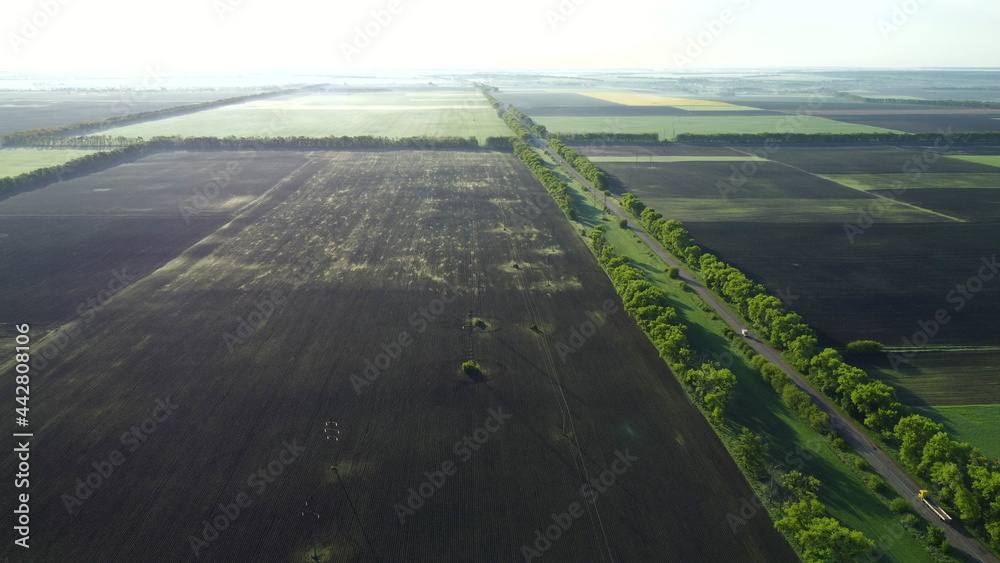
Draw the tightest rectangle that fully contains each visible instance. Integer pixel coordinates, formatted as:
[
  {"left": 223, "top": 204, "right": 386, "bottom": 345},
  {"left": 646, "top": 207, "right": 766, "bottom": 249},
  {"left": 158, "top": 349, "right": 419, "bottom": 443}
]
[{"left": 4, "top": 0, "right": 999, "bottom": 75}]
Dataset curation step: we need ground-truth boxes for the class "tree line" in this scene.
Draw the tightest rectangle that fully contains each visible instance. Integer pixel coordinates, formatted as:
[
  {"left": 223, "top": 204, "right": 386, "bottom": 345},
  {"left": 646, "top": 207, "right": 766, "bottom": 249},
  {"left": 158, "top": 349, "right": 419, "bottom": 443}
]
[
  {"left": 588, "top": 225, "right": 872, "bottom": 559},
  {"left": 618, "top": 191, "right": 1000, "bottom": 551},
  {"left": 548, "top": 139, "right": 608, "bottom": 190},
  {"left": 555, "top": 132, "right": 660, "bottom": 144},
  {"left": 511, "top": 139, "right": 575, "bottom": 220},
  {"left": 0, "top": 87, "right": 309, "bottom": 146},
  {"left": 589, "top": 227, "right": 735, "bottom": 418}
]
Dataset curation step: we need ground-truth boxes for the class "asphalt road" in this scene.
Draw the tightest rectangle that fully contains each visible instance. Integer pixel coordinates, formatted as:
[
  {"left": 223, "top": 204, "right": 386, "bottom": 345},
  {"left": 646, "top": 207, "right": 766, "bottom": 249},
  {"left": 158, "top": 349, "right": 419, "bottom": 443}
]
[{"left": 533, "top": 136, "right": 999, "bottom": 563}]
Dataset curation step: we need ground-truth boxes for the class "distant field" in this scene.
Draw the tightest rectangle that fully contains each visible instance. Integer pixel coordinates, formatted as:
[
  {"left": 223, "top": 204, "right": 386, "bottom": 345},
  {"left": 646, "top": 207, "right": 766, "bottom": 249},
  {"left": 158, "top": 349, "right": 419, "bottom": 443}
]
[
  {"left": 820, "top": 113, "right": 1000, "bottom": 133},
  {"left": 914, "top": 405, "right": 1000, "bottom": 459},
  {"left": 0, "top": 148, "right": 100, "bottom": 177},
  {"left": 951, "top": 155, "right": 1000, "bottom": 168},
  {"left": 599, "top": 159, "right": 949, "bottom": 223},
  {"left": 578, "top": 91, "right": 754, "bottom": 110},
  {"left": 0, "top": 151, "right": 315, "bottom": 327},
  {"left": 683, "top": 222, "right": 1000, "bottom": 348},
  {"left": 823, "top": 173, "right": 1000, "bottom": 190},
  {"left": 100, "top": 91, "right": 509, "bottom": 141},
  {"left": 870, "top": 188, "right": 1000, "bottom": 222},
  {"left": 538, "top": 115, "right": 899, "bottom": 140},
  {"left": 765, "top": 146, "right": 1000, "bottom": 175},
  {"left": 0, "top": 89, "right": 269, "bottom": 134},
  {"left": 856, "top": 350, "right": 1000, "bottom": 407},
  {"left": 604, "top": 161, "right": 875, "bottom": 200}
]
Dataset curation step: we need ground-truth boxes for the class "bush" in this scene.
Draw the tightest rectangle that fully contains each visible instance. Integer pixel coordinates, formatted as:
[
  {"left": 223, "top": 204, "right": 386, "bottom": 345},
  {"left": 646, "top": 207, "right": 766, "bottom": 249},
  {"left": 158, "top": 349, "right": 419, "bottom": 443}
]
[
  {"left": 889, "top": 497, "right": 911, "bottom": 514},
  {"left": 925, "top": 526, "right": 945, "bottom": 545},
  {"left": 863, "top": 473, "right": 886, "bottom": 493},
  {"left": 462, "top": 361, "right": 482, "bottom": 377},
  {"left": 618, "top": 219, "right": 629, "bottom": 229},
  {"left": 901, "top": 513, "right": 920, "bottom": 526},
  {"left": 666, "top": 266, "right": 679, "bottom": 279},
  {"left": 678, "top": 281, "right": 691, "bottom": 292},
  {"left": 846, "top": 340, "right": 884, "bottom": 355},
  {"left": 855, "top": 458, "right": 871, "bottom": 471},
  {"left": 832, "top": 437, "right": 849, "bottom": 451}
]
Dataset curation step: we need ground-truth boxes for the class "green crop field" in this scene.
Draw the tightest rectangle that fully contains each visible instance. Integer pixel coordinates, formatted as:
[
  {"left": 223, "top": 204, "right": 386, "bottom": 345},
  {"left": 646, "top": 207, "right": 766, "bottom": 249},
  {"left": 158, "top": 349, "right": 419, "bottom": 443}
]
[
  {"left": 537, "top": 115, "right": 900, "bottom": 140},
  {"left": 99, "top": 92, "right": 510, "bottom": 141},
  {"left": 822, "top": 173, "right": 1000, "bottom": 190},
  {"left": 950, "top": 155, "right": 1000, "bottom": 169},
  {"left": 597, "top": 159, "right": 948, "bottom": 223},
  {"left": 914, "top": 405, "right": 1000, "bottom": 460},
  {"left": 0, "top": 148, "right": 101, "bottom": 178},
  {"left": 856, "top": 350, "right": 1000, "bottom": 407}
]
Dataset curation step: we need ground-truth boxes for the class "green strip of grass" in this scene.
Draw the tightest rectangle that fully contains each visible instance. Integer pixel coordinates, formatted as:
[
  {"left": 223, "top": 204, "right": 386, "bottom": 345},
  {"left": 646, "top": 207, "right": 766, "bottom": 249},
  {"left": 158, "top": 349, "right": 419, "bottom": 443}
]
[
  {"left": 0, "top": 148, "right": 101, "bottom": 178},
  {"left": 948, "top": 155, "right": 1000, "bottom": 169},
  {"left": 532, "top": 147, "right": 943, "bottom": 562}
]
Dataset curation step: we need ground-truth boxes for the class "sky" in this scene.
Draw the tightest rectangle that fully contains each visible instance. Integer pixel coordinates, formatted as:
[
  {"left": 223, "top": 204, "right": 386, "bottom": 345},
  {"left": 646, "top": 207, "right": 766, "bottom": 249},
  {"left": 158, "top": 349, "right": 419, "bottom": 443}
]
[{"left": 2, "top": 0, "right": 998, "bottom": 75}]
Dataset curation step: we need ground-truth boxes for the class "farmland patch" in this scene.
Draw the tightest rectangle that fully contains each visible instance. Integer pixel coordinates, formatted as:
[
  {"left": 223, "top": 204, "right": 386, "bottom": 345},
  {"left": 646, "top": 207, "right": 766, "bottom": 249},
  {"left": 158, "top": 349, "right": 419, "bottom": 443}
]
[
  {"left": 0, "top": 150, "right": 796, "bottom": 562},
  {"left": 0, "top": 148, "right": 102, "bottom": 178}
]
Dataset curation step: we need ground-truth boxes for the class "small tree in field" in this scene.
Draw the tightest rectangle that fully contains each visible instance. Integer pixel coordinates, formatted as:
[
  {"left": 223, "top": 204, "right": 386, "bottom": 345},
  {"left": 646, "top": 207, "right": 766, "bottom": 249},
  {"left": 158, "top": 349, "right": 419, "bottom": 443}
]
[{"left": 462, "top": 361, "right": 483, "bottom": 378}]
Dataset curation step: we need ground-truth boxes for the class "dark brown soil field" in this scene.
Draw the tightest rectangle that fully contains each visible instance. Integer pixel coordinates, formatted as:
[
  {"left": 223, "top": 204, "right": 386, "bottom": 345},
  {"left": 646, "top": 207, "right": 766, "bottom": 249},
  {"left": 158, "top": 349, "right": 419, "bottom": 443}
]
[
  {"left": 0, "top": 151, "right": 795, "bottom": 562},
  {"left": 822, "top": 114, "right": 1000, "bottom": 133},
  {"left": 0, "top": 151, "right": 315, "bottom": 330},
  {"left": 685, "top": 222, "right": 1000, "bottom": 348},
  {"left": 602, "top": 161, "right": 870, "bottom": 200},
  {"left": 581, "top": 144, "right": 747, "bottom": 157},
  {"left": 871, "top": 188, "right": 1000, "bottom": 223},
  {"left": 764, "top": 146, "right": 1000, "bottom": 174}
]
